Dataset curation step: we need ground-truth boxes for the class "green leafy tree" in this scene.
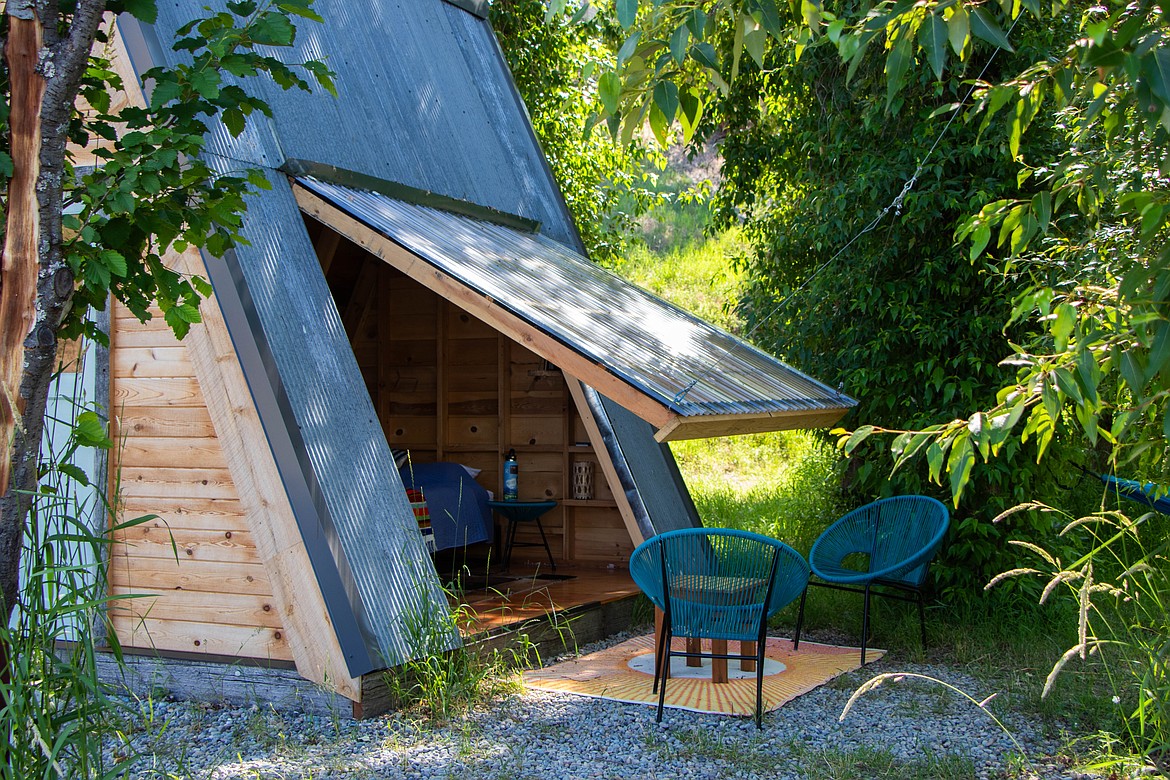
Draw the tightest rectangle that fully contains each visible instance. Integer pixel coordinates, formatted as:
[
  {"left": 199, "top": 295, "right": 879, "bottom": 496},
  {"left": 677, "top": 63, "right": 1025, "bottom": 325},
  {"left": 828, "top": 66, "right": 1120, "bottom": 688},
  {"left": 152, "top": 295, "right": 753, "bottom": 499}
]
[
  {"left": 703, "top": 12, "right": 1092, "bottom": 595},
  {"left": 491, "top": 0, "right": 656, "bottom": 260},
  {"left": 0, "top": 0, "right": 333, "bottom": 629},
  {"left": 576, "top": 0, "right": 1170, "bottom": 763},
  {"left": 805, "top": 1, "right": 1170, "bottom": 503}
]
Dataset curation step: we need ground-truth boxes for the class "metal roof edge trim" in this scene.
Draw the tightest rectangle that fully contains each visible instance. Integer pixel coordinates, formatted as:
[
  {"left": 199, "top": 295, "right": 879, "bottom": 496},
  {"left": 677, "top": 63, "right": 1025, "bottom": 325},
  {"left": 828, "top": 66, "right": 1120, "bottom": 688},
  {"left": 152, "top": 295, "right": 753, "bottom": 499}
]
[
  {"left": 281, "top": 159, "right": 540, "bottom": 234},
  {"left": 581, "top": 385, "right": 655, "bottom": 541},
  {"left": 442, "top": 0, "right": 489, "bottom": 19},
  {"left": 203, "top": 245, "right": 383, "bottom": 678}
]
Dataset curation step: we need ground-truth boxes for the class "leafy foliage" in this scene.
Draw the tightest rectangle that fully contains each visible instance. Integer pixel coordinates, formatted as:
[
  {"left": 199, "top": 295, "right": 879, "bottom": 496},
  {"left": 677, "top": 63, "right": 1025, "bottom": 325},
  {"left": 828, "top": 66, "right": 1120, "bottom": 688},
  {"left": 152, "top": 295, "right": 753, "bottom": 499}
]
[
  {"left": 7, "top": 0, "right": 336, "bottom": 345},
  {"left": 700, "top": 10, "right": 1083, "bottom": 596},
  {"left": 491, "top": 0, "right": 656, "bottom": 260},
  {"left": 801, "top": 2, "right": 1170, "bottom": 500}
]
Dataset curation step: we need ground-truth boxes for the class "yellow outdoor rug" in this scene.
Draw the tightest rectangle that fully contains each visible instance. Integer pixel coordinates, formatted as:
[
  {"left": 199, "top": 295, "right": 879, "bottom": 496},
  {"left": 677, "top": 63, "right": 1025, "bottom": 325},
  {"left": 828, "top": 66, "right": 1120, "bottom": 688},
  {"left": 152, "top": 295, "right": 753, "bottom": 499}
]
[{"left": 524, "top": 634, "right": 884, "bottom": 717}]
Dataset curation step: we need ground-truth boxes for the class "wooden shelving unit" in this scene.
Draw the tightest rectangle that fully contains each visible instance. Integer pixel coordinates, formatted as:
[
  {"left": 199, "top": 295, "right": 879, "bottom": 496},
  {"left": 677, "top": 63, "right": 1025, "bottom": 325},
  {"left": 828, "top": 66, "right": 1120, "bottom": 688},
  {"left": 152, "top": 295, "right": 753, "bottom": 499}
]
[{"left": 363, "top": 264, "right": 631, "bottom": 567}]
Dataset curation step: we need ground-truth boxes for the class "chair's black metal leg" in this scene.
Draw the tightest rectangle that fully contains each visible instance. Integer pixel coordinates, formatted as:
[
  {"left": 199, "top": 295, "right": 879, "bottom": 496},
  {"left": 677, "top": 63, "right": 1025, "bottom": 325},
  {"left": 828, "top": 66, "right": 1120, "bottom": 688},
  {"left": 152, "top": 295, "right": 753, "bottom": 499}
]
[
  {"left": 917, "top": 589, "right": 927, "bottom": 651},
  {"left": 755, "top": 640, "right": 766, "bottom": 729},
  {"left": 793, "top": 586, "right": 809, "bottom": 651},
  {"left": 656, "top": 629, "right": 671, "bottom": 723},
  {"left": 503, "top": 519, "right": 518, "bottom": 571},
  {"left": 534, "top": 516, "right": 556, "bottom": 571},
  {"left": 652, "top": 622, "right": 667, "bottom": 694},
  {"left": 860, "top": 583, "right": 871, "bottom": 666}
]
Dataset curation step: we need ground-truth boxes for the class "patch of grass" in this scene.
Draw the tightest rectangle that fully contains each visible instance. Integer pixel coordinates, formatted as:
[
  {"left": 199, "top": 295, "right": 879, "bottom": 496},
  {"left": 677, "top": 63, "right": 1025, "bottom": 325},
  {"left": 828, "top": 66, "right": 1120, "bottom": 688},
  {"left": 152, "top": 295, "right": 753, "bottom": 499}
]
[
  {"left": 670, "top": 430, "right": 843, "bottom": 553},
  {"left": 647, "top": 725, "right": 775, "bottom": 774},
  {"left": 606, "top": 228, "right": 749, "bottom": 332},
  {"left": 382, "top": 575, "right": 535, "bottom": 724},
  {"left": 787, "top": 744, "right": 975, "bottom": 780}
]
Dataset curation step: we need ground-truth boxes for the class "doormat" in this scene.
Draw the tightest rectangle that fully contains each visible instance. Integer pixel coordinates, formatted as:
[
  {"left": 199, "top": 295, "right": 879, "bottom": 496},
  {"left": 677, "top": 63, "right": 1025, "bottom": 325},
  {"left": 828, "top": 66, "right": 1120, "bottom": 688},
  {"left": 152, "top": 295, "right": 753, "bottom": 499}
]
[{"left": 523, "top": 634, "right": 882, "bottom": 717}]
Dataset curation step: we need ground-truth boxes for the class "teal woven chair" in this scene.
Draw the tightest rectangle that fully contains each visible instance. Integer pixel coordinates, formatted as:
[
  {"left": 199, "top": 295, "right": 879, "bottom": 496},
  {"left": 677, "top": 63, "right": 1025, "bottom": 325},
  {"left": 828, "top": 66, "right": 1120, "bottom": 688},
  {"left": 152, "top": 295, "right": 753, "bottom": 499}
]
[
  {"left": 793, "top": 495, "right": 949, "bottom": 664},
  {"left": 629, "top": 528, "right": 810, "bottom": 728}
]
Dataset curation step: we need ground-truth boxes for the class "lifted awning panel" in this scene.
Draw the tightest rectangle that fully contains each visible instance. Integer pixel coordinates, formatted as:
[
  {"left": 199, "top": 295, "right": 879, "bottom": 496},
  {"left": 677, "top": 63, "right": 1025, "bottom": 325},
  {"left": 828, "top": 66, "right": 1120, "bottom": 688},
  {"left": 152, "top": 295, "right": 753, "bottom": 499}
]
[{"left": 294, "top": 176, "right": 856, "bottom": 439}]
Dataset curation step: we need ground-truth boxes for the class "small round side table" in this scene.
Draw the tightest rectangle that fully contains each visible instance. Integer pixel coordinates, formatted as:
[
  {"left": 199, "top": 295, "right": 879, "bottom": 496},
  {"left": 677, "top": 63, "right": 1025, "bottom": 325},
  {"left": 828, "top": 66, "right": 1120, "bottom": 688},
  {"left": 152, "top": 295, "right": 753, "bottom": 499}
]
[{"left": 487, "top": 499, "right": 558, "bottom": 571}]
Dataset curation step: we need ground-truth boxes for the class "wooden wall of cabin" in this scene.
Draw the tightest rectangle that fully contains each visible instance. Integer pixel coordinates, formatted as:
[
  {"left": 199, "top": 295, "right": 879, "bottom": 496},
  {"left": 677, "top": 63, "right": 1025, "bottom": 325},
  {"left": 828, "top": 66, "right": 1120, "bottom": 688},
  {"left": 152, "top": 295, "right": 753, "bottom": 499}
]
[
  {"left": 310, "top": 223, "right": 634, "bottom": 568},
  {"left": 106, "top": 301, "right": 291, "bottom": 662}
]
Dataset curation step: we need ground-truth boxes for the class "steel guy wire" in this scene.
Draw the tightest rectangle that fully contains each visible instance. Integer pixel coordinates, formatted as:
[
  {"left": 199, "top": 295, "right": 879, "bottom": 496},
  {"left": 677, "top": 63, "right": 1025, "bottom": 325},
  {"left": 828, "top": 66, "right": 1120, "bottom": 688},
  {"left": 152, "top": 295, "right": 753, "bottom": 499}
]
[{"left": 670, "top": 15, "right": 1024, "bottom": 411}]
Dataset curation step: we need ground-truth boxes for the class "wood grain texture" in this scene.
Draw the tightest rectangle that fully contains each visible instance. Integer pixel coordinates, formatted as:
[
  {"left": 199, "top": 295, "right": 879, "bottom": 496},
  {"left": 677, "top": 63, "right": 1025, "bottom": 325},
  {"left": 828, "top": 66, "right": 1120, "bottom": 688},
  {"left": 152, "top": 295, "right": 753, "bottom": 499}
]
[
  {"left": 107, "top": 585, "right": 284, "bottom": 629},
  {"left": 118, "top": 437, "right": 229, "bottom": 469},
  {"left": 109, "top": 615, "right": 291, "bottom": 661},
  {"left": 110, "top": 526, "right": 262, "bottom": 563},
  {"left": 116, "top": 406, "right": 218, "bottom": 438},
  {"left": 112, "top": 346, "right": 196, "bottom": 378},
  {"left": 0, "top": 16, "right": 44, "bottom": 497},
  {"left": 110, "top": 559, "right": 272, "bottom": 596},
  {"left": 97, "top": 653, "right": 351, "bottom": 719},
  {"left": 118, "top": 467, "right": 238, "bottom": 500},
  {"left": 172, "top": 248, "right": 360, "bottom": 701},
  {"left": 113, "top": 377, "right": 206, "bottom": 407}
]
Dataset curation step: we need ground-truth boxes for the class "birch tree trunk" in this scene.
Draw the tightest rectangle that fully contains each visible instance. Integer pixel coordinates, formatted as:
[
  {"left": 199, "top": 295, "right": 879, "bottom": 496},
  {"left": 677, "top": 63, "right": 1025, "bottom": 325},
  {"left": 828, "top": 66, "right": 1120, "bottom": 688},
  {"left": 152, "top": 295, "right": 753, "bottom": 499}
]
[{"left": 0, "top": 0, "right": 107, "bottom": 621}]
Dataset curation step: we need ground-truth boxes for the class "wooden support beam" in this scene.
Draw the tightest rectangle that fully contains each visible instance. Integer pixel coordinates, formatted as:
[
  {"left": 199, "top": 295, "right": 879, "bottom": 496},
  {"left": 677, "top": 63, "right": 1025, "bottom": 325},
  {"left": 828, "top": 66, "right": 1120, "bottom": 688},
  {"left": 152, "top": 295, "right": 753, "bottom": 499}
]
[
  {"left": 293, "top": 185, "right": 674, "bottom": 429},
  {"left": 313, "top": 228, "right": 343, "bottom": 278},
  {"left": 341, "top": 259, "right": 379, "bottom": 342},
  {"left": 653, "top": 407, "right": 850, "bottom": 443},
  {"left": 565, "top": 376, "right": 644, "bottom": 549}
]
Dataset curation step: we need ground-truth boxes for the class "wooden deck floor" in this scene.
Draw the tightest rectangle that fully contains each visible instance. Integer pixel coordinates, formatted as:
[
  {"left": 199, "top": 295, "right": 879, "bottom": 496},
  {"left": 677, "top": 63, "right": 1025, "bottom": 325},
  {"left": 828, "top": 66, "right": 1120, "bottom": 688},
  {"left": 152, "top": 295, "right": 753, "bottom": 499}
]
[{"left": 453, "top": 565, "right": 641, "bottom": 636}]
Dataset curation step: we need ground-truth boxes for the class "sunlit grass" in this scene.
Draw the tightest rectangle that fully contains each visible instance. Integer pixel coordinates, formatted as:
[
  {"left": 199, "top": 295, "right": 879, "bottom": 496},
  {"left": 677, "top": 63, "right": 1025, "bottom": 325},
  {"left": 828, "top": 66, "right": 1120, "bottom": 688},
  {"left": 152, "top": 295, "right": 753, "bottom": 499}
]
[
  {"left": 606, "top": 228, "right": 749, "bottom": 332},
  {"left": 670, "top": 431, "right": 843, "bottom": 556}
]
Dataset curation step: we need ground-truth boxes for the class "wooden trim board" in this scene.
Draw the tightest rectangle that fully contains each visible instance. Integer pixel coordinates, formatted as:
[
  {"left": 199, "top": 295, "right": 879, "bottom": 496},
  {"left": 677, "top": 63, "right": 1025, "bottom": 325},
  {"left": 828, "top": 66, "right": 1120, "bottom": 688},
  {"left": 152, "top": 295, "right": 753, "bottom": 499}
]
[
  {"left": 172, "top": 248, "right": 361, "bottom": 703},
  {"left": 653, "top": 407, "right": 850, "bottom": 442}
]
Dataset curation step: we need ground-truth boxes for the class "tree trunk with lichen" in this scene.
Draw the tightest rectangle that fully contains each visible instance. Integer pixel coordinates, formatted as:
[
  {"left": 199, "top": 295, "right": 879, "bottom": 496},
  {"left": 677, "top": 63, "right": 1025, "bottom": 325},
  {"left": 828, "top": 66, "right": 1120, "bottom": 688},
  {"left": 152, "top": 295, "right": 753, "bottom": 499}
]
[{"left": 1, "top": 0, "right": 107, "bottom": 625}]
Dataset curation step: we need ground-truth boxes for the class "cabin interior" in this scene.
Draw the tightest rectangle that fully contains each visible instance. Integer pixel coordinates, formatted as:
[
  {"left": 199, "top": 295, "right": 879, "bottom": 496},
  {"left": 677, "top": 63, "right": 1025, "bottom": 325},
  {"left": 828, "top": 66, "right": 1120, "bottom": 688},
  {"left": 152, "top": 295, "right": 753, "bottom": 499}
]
[{"left": 303, "top": 215, "right": 645, "bottom": 634}]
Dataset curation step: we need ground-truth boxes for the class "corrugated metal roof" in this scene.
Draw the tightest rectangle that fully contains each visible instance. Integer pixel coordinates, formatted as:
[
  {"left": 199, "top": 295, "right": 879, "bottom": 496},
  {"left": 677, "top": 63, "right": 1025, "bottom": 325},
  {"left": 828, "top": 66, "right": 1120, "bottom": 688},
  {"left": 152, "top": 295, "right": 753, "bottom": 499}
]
[
  {"left": 141, "top": 0, "right": 580, "bottom": 248},
  {"left": 298, "top": 176, "right": 857, "bottom": 422}
]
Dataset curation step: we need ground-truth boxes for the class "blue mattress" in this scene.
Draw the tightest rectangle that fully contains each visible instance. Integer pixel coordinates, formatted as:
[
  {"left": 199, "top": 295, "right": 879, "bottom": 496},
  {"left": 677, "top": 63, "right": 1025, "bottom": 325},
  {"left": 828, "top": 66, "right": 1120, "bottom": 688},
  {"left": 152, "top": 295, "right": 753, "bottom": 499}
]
[{"left": 399, "top": 462, "right": 493, "bottom": 550}]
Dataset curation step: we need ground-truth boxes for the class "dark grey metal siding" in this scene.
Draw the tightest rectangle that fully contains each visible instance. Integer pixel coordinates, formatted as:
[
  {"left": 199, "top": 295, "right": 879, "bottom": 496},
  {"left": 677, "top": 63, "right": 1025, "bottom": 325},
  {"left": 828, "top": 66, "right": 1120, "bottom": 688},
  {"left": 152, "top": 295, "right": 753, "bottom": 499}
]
[
  {"left": 298, "top": 177, "right": 856, "bottom": 419},
  {"left": 211, "top": 174, "right": 456, "bottom": 674}
]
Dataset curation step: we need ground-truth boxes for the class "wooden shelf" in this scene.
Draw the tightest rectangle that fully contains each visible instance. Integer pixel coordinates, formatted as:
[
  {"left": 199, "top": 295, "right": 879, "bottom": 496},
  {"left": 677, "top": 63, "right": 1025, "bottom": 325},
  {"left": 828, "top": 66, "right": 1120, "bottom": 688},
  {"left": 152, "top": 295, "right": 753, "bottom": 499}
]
[
  {"left": 442, "top": 444, "right": 500, "bottom": 453},
  {"left": 561, "top": 499, "right": 617, "bottom": 508},
  {"left": 505, "top": 444, "right": 566, "bottom": 453},
  {"left": 568, "top": 444, "right": 594, "bottom": 452}
]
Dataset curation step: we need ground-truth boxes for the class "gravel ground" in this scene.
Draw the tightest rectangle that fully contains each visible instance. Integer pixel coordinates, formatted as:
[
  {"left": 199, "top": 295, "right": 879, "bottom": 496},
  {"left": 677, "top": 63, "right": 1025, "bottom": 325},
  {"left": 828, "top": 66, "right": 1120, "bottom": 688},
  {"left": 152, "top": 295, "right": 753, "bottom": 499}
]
[{"left": 110, "top": 632, "right": 1094, "bottom": 780}]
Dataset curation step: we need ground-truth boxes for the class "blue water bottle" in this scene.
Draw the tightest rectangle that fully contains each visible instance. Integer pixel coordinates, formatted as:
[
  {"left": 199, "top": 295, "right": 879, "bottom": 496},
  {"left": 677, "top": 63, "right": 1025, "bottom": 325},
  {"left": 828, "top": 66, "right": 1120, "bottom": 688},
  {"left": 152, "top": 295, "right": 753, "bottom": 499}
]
[{"left": 503, "top": 449, "right": 518, "bottom": 501}]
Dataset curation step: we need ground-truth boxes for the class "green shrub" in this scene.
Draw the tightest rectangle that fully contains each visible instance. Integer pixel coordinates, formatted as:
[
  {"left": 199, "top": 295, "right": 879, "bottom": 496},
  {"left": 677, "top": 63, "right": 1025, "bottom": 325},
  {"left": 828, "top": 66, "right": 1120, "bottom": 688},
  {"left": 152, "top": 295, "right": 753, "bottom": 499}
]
[{"left": 382, "top": 575, "right": 534, "bottom": 724}]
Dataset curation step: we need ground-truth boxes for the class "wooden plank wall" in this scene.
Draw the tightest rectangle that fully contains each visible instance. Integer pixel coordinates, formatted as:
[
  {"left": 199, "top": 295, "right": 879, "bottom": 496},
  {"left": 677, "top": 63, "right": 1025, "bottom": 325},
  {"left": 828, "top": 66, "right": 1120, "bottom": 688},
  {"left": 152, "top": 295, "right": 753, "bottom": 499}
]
[
  {"left": 323, "top": 237, "right": 634, "bottom": 567},
  {"left": 108, "top": 302, "right": 292, "bottom": 662}
]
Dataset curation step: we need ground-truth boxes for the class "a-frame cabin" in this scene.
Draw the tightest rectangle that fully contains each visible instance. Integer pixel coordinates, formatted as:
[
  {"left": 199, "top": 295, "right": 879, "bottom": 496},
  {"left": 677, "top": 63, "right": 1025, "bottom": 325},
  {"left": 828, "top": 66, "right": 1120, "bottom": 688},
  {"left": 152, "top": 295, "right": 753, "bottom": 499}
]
[{"left": 94, "top": 0, "right": 855, "bottom": 717}]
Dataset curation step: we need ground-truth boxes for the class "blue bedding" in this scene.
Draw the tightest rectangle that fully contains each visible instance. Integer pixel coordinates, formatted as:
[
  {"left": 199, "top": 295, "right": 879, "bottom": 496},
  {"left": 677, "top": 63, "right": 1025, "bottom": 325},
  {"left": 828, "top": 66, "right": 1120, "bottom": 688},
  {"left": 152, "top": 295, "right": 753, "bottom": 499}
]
[{"left": 399, "top": 462, "right": 493, "bottom": 551}]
